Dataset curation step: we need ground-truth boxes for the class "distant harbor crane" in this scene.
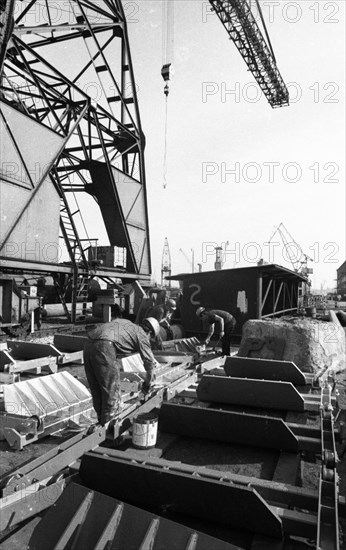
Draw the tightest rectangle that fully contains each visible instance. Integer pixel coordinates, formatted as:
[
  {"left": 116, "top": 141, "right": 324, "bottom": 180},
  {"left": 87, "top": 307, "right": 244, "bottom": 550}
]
[
  {"left": 161, "top": 237, "right": 172, "bottom": 287},
  {"left": 268, "top": 223, "right": 314, "bottom": 276},
  {"left": 179, "top": 248, "right": 201, "bottom": 273}
]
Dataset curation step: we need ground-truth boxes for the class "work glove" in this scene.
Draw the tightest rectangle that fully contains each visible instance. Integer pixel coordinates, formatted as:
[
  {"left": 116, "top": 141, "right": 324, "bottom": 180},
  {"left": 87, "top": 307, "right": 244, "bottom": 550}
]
[{"left": 142, "top": 370, "right": 156, "bottom": 394}]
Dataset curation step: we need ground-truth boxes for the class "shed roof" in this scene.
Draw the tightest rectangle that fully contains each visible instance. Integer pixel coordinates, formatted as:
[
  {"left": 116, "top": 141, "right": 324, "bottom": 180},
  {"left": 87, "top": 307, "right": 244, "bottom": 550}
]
[
  {"left": 166, "top": 263, "right": 307, "bottom": 283},
  {"left": 337, "top": 261, "right": 346, "bottom": 273}
]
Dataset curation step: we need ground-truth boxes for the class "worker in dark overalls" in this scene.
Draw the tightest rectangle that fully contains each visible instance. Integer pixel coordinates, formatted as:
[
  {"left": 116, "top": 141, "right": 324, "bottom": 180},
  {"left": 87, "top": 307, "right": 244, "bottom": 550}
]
[
  {"left": 196, "top": 307, "right": 236, "bottom": 356},
  {"left": 151, "top": 298, "right": 177, "bottom": 340},
  {"left": 83, "top": 314, "right": 160, "bottom": 427}
]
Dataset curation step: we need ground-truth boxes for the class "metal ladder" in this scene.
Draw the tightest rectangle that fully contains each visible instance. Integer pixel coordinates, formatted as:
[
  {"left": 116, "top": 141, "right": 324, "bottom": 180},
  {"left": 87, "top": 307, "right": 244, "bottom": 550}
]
[{"left": 59, "top": 199, "right": 90, "bottom": 323}]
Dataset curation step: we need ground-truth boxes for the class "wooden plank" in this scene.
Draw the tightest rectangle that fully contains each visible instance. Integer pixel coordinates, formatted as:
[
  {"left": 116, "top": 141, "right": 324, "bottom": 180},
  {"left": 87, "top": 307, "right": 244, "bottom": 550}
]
[{"left": 0, "top": 428, "right": 106, "bottom": 496}]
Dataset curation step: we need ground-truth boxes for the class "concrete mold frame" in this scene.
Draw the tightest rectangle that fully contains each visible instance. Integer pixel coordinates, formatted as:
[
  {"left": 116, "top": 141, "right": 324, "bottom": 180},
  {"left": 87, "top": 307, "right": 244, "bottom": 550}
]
[{"left": 167, "top": 264, "right": 307, "bottom": 335}]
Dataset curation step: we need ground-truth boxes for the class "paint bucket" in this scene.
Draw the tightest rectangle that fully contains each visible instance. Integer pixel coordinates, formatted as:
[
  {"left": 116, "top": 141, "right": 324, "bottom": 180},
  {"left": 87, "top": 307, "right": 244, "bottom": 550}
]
[{"left": 132, "top": 412, "right": 158, "bottom": 449}]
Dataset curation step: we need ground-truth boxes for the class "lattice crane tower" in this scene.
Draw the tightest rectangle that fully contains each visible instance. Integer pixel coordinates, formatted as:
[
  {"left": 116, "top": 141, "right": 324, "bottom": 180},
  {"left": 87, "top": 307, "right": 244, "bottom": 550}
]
[{"left": 161, "top": 237, "right": 171, "bottom": 287}]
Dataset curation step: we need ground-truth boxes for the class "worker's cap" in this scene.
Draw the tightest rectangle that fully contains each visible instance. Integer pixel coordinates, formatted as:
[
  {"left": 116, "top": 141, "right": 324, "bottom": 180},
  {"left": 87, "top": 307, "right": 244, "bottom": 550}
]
[
  {"left": 196, "top": 307, "right": 205, "bottom": 318},
  {"left": 166, "top": 299, "right": 176, "bottom": 310},
  {"left": 142, "top": 317, "right": 160, "bottom": 338}
]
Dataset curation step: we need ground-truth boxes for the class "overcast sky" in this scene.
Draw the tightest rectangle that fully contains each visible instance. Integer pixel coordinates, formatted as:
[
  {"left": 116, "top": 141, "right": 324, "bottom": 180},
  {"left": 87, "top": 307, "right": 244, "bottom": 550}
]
[{"left": 124, "top": 0, "right": 345, "bottom": 290}]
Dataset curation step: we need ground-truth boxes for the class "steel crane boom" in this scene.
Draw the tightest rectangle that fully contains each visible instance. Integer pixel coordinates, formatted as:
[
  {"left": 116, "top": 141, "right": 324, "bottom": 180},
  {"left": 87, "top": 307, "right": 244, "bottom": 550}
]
[{"left": 208, "top": 0, "right": 289, "bottom": 108}]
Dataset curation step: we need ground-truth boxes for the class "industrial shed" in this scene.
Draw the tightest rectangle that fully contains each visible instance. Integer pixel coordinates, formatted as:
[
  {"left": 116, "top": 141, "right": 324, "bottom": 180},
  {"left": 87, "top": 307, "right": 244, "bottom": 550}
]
[{"left": 167, "top": 264, "right": 308, "bottom": 336}]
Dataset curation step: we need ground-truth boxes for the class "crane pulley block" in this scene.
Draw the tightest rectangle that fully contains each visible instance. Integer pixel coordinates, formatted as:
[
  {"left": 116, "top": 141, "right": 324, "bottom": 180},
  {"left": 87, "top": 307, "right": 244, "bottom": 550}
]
[{"left": 161, "top": 63, "right": 172, "bottom": 82}]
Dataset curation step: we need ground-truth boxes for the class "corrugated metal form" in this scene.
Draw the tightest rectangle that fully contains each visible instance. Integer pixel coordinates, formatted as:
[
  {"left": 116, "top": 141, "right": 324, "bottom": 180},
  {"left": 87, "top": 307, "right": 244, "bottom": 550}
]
[
  {"left": 162, "top": 337, "right": 201, "bottom": 353},
  {"left": 167, "top": 264, "right": 306, "bottom": 334},
  {"left": 1, "top": 371, "right": 91, "bottom": 418},
  {"left": 0, "top": 371, "right": 93, "bottom": 448}
]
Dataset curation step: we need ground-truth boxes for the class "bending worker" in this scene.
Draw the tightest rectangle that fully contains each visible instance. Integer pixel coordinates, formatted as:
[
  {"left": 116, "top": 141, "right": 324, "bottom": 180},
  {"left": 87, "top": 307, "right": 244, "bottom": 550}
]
[
  {"left": 196, "top": 307, "right": 236, "bottom": 356},
  {"left": 149, "top": 297, "right": 177, "bottom": 344},
  {"left": 151, "top": 298, "right": 176, "bottom": 325},
  {"left": 83, "top": 315, "right": 160, "bottom": 427},
  {"left": 152, "top": 298, "right": 176, "bottom": 332}
]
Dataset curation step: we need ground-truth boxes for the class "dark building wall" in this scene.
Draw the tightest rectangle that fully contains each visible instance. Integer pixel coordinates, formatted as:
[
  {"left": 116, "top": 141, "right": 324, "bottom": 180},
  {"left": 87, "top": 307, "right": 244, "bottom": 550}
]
[
  {"left": 171, "top": 266, "right": 303, "bottom": 336},
  {"left": 179, "top": 268, "right": 261, "bottom": 336},
  {"left": 337, "top": 261, "right": 346, "bottom": 297}
]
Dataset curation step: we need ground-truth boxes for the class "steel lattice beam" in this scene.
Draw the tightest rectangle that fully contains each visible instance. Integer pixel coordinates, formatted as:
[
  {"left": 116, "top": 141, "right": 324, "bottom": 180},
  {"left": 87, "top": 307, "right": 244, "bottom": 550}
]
[
  {"left": 0, "top": 0, "right": 151, "bottom": 309},
  {"left": 0, "top": 0, "right": 15, "bottom": 75},
  {"left": 209, "top": 0, "right": 289, "bottom": 107}
]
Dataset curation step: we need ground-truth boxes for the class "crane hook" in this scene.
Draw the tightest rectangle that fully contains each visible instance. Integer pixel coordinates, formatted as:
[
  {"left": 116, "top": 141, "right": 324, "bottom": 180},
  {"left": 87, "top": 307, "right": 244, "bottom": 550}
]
[{"left": 161, "top": 63, "right": 172, "bottom": 96}]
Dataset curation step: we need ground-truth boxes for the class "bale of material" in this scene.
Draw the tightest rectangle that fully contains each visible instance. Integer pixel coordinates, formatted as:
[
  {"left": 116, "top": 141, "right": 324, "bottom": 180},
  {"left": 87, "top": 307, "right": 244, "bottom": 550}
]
[{"left": 239, "top": 316, "right": 346, "bottom": 374}]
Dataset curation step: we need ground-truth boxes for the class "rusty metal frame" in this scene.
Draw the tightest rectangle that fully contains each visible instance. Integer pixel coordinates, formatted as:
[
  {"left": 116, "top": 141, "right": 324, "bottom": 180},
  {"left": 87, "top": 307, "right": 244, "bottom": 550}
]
[
  {"left": 0, "top": 426, "right": 106, "bottom": 499},
  {"left": 258, "top": 273, "right": 300, "bottom": 318},
  {"left": 1, "top": 355, "right": 58, "bottom": 374},
  {"left": 0, "top": 474, "right": 76, "bottom": 534},
  {"left": 0, "top": 399, "right": 95, "bottom": 450}
]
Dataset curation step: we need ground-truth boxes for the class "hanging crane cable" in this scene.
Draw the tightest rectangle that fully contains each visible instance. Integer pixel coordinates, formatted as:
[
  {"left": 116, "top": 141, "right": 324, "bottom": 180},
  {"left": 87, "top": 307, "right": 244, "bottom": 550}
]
[
  {"left": 161, "top": 0, "right": 174, "bottom": 188},
  {"left": 162, "top": 96, "right": 169, "bottom": 189}
]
